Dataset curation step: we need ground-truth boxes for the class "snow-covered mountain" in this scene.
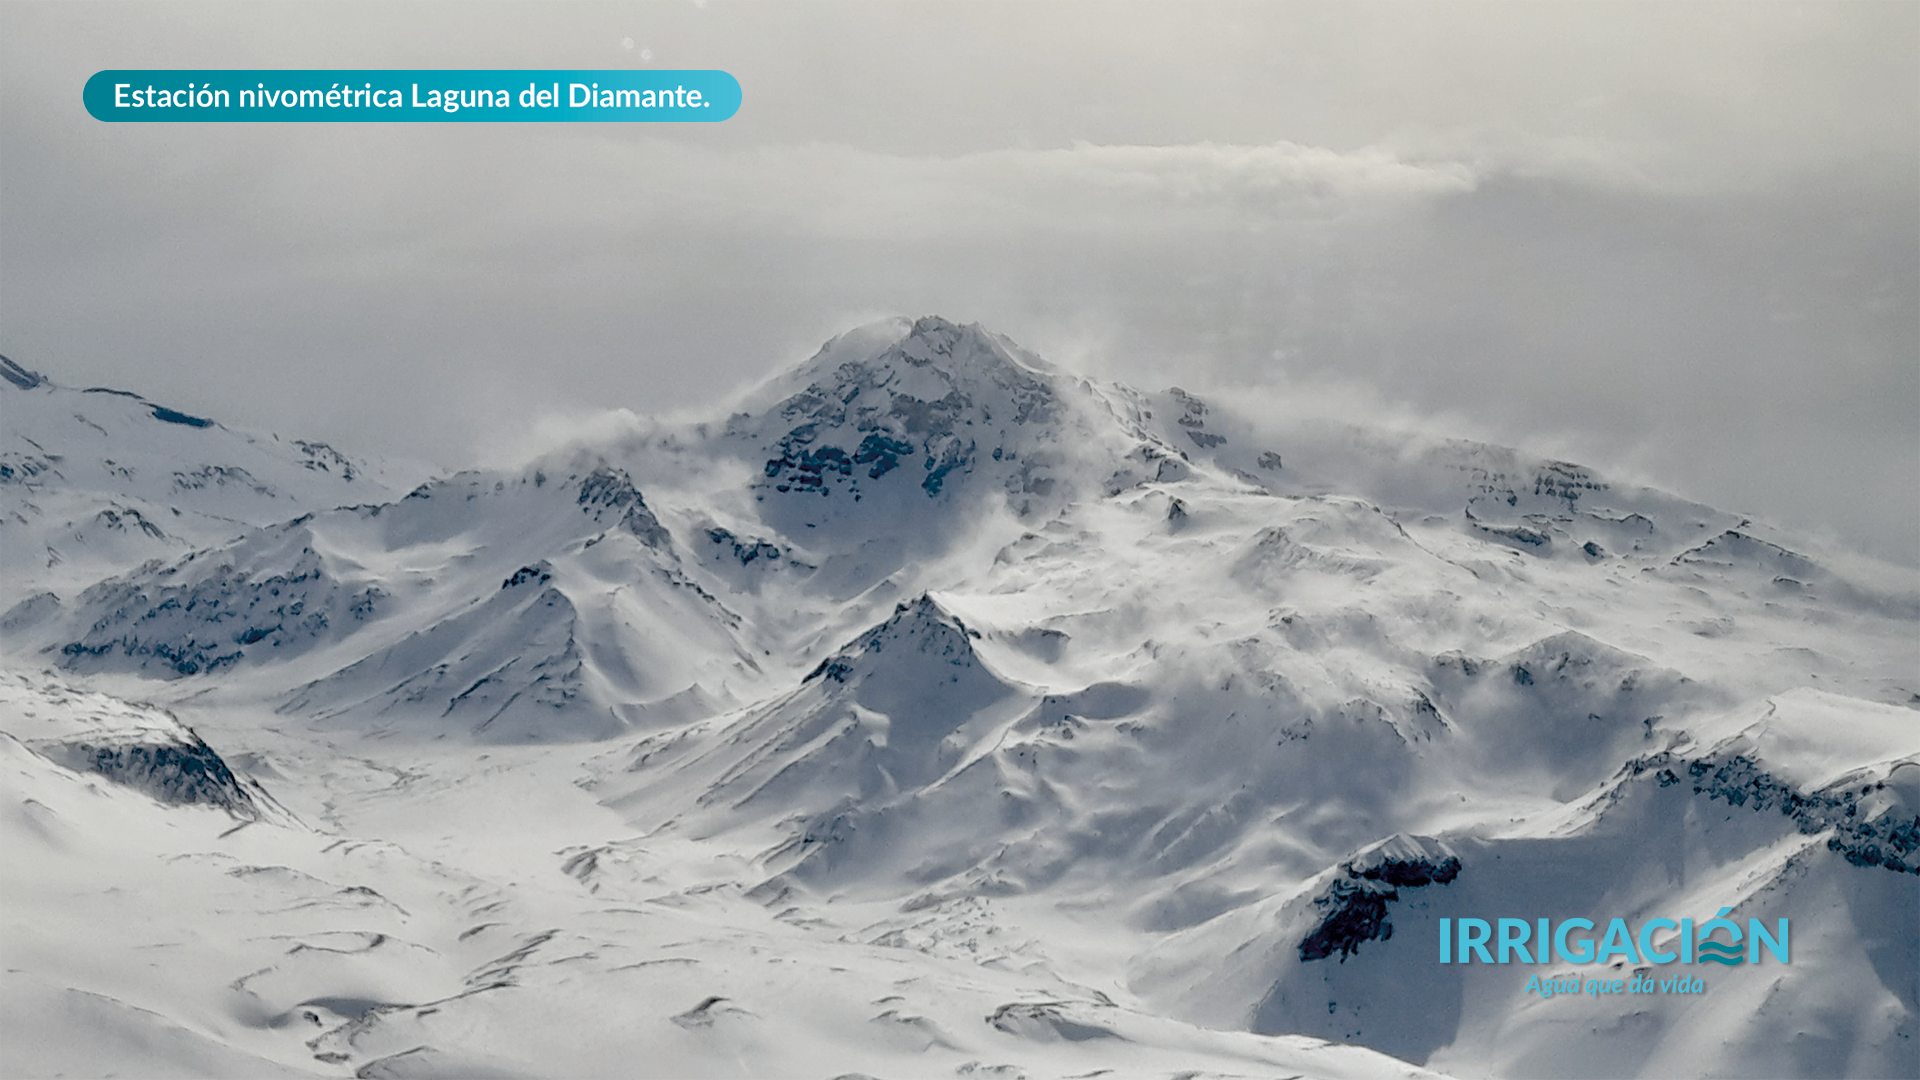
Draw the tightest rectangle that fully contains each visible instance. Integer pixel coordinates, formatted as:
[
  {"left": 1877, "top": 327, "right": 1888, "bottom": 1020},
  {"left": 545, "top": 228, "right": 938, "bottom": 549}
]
[
  {"left": 15, "top": 462, "right": 754, "bottom": 740},
  {"left": 2, "top": 319, "right": 1915, "bottom": 1079},
  {"left": 1, "top": 354, "right": 409, "bottom": 609}
]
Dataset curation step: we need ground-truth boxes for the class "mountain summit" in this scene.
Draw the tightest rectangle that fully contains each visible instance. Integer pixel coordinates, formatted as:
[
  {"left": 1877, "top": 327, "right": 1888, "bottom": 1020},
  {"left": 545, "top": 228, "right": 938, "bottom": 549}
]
[
  {"left": 728, "top": 317, "right": 1074, "bottom": 508},
  {"left": 717, "top": 317, "right": 1209, "bottom": 555},
  {"left": 2, "top": 320, "right": 1915, "bottom": 1079}
]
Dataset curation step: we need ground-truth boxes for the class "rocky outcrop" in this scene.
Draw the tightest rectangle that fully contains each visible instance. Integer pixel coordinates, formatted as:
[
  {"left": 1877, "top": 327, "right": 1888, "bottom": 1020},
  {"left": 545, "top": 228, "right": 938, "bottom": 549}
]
[
  {"left": 740, "top": 317, "right": 1064, "bottom": 505},
  {"left": 2, "top": 672, "right": 270, "bottom": 818},
  {"left": 1297, "top": 835, "right": 1461, "bottom": 962},
  {"left": 43, "top": 734, "right": 262, "bottom": 817}
]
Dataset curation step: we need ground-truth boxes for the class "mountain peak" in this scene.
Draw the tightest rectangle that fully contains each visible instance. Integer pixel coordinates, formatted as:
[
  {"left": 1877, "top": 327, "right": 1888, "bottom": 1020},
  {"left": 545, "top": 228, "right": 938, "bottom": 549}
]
[
  {"left": 726, "top": 317, "right": 1070, "bottom": 511},
  {"left": 748, "top": 316, "right": 1058, "bottom": 417},
  {"left": 804, "top": 593, "right": 981, "bottom": 687},
  {"left": 0, "top": 355, "right": 222, "bottom": 428},
  {"left": 891, "top": 315, "right": 1025, "bottom": 369}
]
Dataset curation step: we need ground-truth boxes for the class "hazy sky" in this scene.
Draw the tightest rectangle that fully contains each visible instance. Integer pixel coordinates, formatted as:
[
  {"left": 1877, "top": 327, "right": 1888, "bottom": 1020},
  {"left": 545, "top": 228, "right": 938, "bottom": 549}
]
[{"left": 2, "top": 2, "right": 1915, "bottom": 564}]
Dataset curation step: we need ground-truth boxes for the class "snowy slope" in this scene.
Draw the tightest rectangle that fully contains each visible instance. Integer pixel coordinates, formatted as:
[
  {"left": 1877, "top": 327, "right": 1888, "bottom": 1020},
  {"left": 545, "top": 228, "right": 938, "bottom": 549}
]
[
  {"left": 0, "top": 354, "right": 409, "bottom": 608},
  {"left": 13, "top": 464, "right": 758, "bottom": 741},
  {"left": 3, "top": 318, "right": 1916, "bottom": 1079},
  {"left": 0, "top": 670, "right": 281, "bottom": 820},
  {"left": 1130, "top": 688, "right": 1918, "bottom": 1077},
  {"left": 0, "top": 669, "right": 1449, "bottom": 1080}
]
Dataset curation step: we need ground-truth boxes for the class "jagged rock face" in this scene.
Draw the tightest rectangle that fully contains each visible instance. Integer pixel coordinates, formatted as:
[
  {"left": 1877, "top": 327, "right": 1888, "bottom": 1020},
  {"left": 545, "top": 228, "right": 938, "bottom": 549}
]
[
  {"left": 1133, "top": 686, "right": 1918, "bottom": 1073},
  {"left": 702, "top": 526, "right": 784, "bottom": 566},
  {"left": 2, "top": 671, "right": 268, "bottom": 818},
  {"left": 1297, "top": 836, "right": 1463, "bottom": 962},
  {"left": 7, "top": 318, "right": 1919, "bottom": 1079},
  {"left": 28, "top": 460, "right": 758, "bottom": 741},
  {"left": 42, "top": 464, "right": 678, "bottom": 681},
  {"left": 56, "top": 524, "right": 388, "bottom": 677},
  {"left": 1643, "top": 752, "right": 1919, "bottom": 874},
  {"left": 705, "top": 596, "right": 1021, "bottom": 823},
  {"left": 1668, "top": 689, "right": 1920, "bottom": 875},
  {"left": 1296, "top": 879, "right": 1397, "bottom": 963},
  {"left": 576, "top": 465, "right": 669, "bottom": 547},
  {"left": 805, "top": 595, "right": 983, "bottom": 685},
  {"left": 741, "top": 317, "right": 1062, "bottom": 502},
  {"left": 292, "top": 439, "right": 360, "bottom": 482},
  {"left": 716, "top": 318, "right": 1177, "bottom": 554},
  {"left": 1168, "top": 387, "right": 1229, "bottom": 452},
  {"left": 46, "top": 738, "right": 259, "bottom": 816}
]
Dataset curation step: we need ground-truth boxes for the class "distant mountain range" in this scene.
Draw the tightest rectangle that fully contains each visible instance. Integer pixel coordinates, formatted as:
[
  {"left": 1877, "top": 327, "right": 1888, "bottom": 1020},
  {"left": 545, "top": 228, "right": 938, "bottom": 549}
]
[
  {"left": 2, "top": 320, "right": 1914, "bottom": 1079},
  {"left": 1, "top": 353, "right": 408, "bottom": 607}
]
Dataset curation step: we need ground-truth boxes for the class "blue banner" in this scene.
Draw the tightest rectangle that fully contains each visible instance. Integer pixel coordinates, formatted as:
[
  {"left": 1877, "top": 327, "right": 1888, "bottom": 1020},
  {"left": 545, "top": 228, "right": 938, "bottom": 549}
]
[{"left": 84, "top": 70, "right": 741, "bottom": 122}]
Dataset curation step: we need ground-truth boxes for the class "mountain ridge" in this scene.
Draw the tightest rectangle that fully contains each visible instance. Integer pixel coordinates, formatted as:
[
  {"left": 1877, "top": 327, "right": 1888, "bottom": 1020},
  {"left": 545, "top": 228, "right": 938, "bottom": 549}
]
[
  {"left": 1, "top": 319, "right": 1914, "bottom": 1079},
  {"left": 1, "top": 354, "right": 412, "bottom": 609}
]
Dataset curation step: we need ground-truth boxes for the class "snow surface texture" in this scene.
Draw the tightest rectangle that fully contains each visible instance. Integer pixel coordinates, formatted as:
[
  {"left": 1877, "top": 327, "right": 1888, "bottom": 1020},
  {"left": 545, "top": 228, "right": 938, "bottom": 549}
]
[
  {"left": 0, "top": 353, "right": 411, "bottom": 610},
  {"left": 2, "top": 318, "right": 1916, "bottom": 1079}
]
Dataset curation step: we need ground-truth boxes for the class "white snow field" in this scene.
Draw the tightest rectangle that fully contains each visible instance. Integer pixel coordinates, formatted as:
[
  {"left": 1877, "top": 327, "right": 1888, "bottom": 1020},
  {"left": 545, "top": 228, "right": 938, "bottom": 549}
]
[
  {"left": 1, "top": 354, "right": 412, "bottom": 610},
  {"left": 2, "top": 319, "right": 1915, "bottom": 1079}
]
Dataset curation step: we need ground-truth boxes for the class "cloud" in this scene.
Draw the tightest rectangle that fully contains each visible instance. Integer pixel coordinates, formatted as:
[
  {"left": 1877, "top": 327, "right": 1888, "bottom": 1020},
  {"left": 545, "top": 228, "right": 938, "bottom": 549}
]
[{"left": 1, "top": 2, "right": 1911, "bottom": 565}]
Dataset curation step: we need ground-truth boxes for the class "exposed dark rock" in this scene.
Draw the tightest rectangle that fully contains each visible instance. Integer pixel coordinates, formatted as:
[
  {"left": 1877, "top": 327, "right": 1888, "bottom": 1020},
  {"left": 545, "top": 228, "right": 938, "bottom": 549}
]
[
  {"left": 854, "top": 432, "right": 915, "bottom": 479},
  {"left": 43, "top": 732, "right": 263, "bottom": 818},
  {"left": 803, "top": 595, "right": 980, "bottom": 685},
  {"left": 706, "top": 528, "right": 783, "bottom": 566},
  {"left": 576, "top": 466, "right": 669, "bottom": 547},
  {"left": 1299, "top": 835, "right": 1462, "bottom": 962},
  {"left": 503, "top": 565, "right": 552, "bottom": 589},
  {"left": 1467, "top": 513, "right": 1551, "bottom": 550},
  {"left": 1677, "top": 754, "right": 1916, "bottom": 874},
  {"left": 172, "top": 465, "right": 273, "bottom": 497},
  {"left": 1531, "top": 462, "right": 1608, "bottom": 506},
  {"left": 670, "top": 995, "right": 745, "bottom": 1030},
  {"left": 56, "top": 538, "right": 385, "bottom": 677},
  {"left": 1167, "top": 389, "right": 1228, "bottom": 449},
  {"left": 92, "top": 506, "right": 167, "bottom": 538},
  {"left": 922, "top": 438, "right": 974, "bottom": 496},
  {"left": 1351, "top": 853, "right": 1460, "bottom": 888},
  {"left": 72, "top": 384, "right": 218, "bottom": 427},
  {"left": 0, "top": 452, "right": 59, "bottom": 484},
  {"left": 985, "top": 1001, "right": 1118, "bottom": 1042},
  {"left": 149, "top": 405, "right": 213, "bottom": 428},
  {"left": 0, "top": 354, "right": 43, "bottom": 389},
  {"left": 293, "top": 440, "right": 359, "bottom": 481},
  {"left": 1299, "top": 878, "right": 1397, "bottom": 962},
  {"left": 752, "top": 317, "right": 1058, "bottom": 503}
]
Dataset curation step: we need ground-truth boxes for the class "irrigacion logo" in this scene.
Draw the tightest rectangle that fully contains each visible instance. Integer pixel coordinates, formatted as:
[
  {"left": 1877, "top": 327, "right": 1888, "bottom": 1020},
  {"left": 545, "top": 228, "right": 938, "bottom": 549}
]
[{"left": 1439, "top": 906, "right": 1787, "bottom": 998}]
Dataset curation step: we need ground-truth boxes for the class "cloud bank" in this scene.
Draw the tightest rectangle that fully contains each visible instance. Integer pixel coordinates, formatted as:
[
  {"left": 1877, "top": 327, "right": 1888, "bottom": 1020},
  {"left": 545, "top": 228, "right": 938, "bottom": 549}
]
[{"left": 2, "top": 2, "right": 1913, "bottom": 563}]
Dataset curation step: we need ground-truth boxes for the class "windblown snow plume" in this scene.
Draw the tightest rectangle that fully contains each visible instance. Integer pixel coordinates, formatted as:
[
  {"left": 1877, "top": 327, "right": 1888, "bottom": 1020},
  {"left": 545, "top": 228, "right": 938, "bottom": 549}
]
[{"left": 3, "top": 320, "right": 1914, "bottom": 1079}]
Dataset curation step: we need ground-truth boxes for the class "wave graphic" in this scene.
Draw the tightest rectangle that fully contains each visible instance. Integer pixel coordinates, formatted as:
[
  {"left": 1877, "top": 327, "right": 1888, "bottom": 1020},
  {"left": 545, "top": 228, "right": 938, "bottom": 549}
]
[{"left": 1697, "top": 941, "right": 1745, "bottom": 965}]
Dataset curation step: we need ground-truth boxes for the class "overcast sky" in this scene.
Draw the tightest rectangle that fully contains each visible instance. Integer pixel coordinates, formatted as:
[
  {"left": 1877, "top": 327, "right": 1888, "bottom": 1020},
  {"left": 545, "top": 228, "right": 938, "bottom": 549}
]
[{"left": 2, "top": 1, "right": 1915, "bottom": 565}]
